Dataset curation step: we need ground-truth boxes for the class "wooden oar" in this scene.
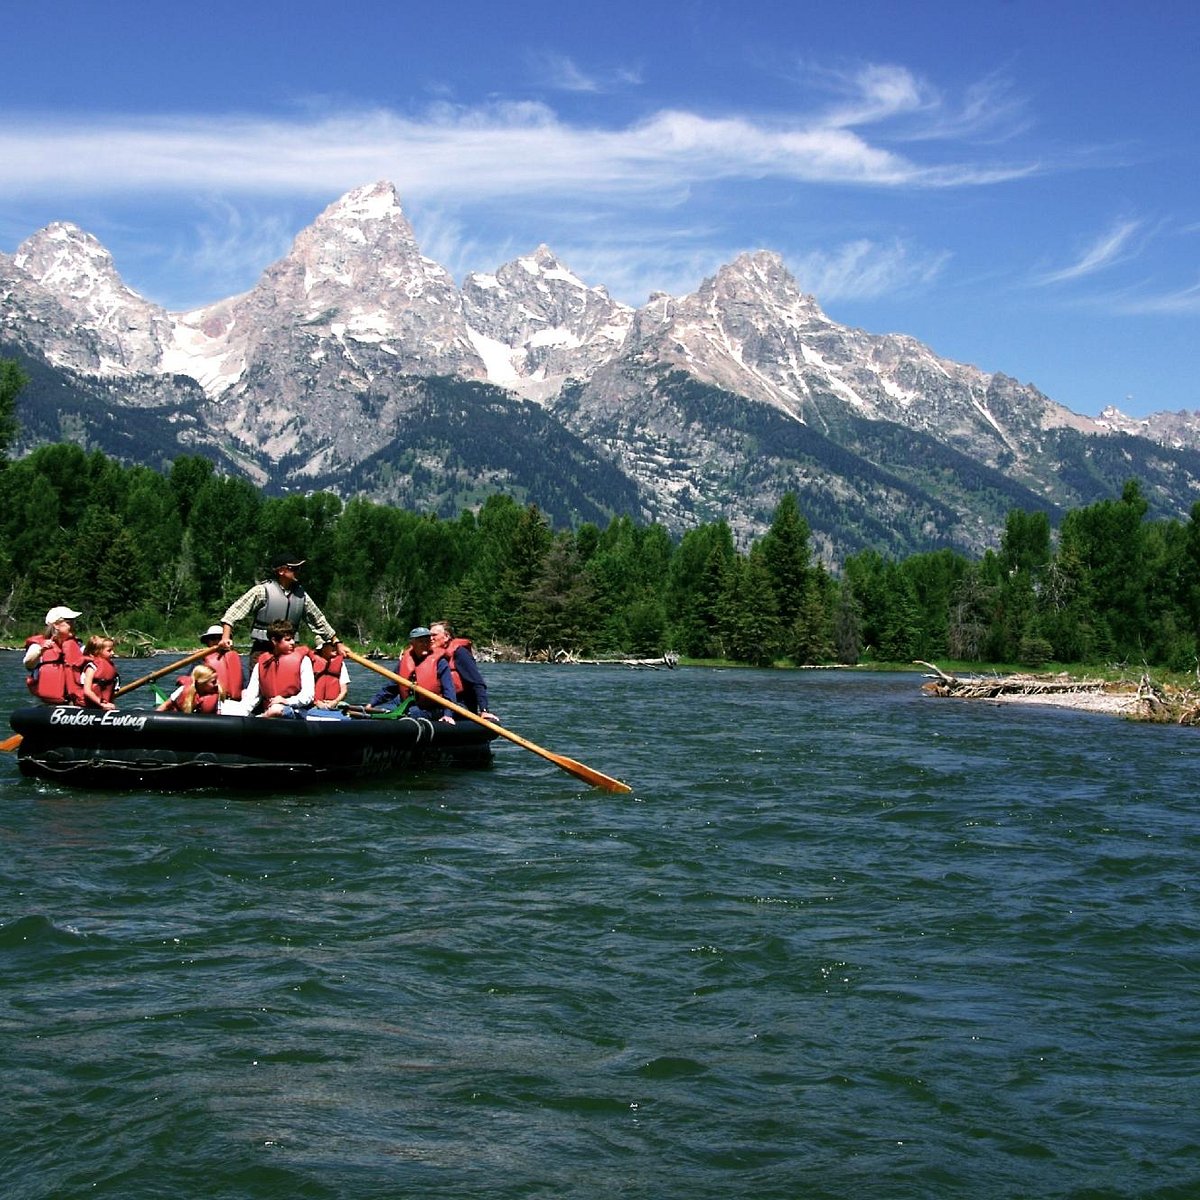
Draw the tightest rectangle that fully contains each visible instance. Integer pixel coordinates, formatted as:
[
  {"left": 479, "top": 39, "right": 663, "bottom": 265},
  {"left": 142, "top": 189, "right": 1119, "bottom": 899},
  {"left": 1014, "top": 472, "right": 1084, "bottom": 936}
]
[
  {"left": 344, "top": 647, "right": 632, "bottom": 794},
  {"left": 2, "top": 644, "right": 215, "bottom": 753},
  {"left": 113, "top": 645, "right": 213, "bottom": 698}
]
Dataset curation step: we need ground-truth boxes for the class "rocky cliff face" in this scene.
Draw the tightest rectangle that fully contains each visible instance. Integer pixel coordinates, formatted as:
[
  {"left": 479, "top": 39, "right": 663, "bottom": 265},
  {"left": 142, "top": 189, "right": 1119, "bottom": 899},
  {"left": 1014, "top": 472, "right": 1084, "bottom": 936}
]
[
  {"left": 2, "top": 180, "right": 1198, "bottom": 558},
  {"left": 461, "top": 246, "right": 633, "bottom": 400}
]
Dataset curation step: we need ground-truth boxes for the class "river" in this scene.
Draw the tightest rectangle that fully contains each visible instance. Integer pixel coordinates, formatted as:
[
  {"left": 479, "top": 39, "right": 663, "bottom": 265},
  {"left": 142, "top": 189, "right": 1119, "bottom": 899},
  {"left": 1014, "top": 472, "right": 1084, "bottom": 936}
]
[{"left": 1, "top": 655, "right": 1197, "bottom": 1198}]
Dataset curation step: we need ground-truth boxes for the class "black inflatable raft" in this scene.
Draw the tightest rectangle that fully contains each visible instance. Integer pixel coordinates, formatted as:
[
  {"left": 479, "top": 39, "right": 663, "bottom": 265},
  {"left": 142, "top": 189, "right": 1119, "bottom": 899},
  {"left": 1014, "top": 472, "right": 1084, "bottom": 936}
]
[{"left": 7, "top": 705, "right": 496, "bottom": 788}]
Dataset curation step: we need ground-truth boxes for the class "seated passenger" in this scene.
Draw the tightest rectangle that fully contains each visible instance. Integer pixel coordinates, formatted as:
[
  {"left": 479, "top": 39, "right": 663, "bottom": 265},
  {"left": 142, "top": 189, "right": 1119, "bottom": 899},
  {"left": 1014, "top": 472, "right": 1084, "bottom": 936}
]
[
  {"left": 199, "top": 623, "right": 243, "bottom": 701},
  {"left": 311, "top": 635, "right": 350, "bottom": 709},
  {"left": 430, "top": 620, "right": 498, "bottom": 720},
  {"left": 227, "top": 619, "right": 314, "bottom": 718},
  {"left": 23, "top": 605, "right": 85, "bottom": 706},
  {"left": 80, "top": 636, "right": 120, "bottom": 710},
  {"left": 366, "top": 626, "right": 456, "bottom": 723},
  {"left": 157, "top": 664, "right": 225, "bottom": 714}
]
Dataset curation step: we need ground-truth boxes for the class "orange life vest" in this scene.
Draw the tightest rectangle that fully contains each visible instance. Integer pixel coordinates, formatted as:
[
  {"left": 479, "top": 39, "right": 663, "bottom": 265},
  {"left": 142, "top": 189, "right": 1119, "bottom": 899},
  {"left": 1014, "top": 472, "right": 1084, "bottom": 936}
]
[
  {"left": 442, "top": 638, "right": 475, "bottom": 696},
  {"left": 203, "top": 648, "right": 243, "bottom": 701},
  {"left": 165, "top": 685, "right": 221, "bottom": 714},
  {"left": 257, "top": 646, "right": 311, "bottom": 701},
  {"left": 396, "top": 648, "right": 445, "bottom": 704},
  {"left": 81, "top": 656, "right": 120, "bottom": 707},
  {"left": 312, "top": 651, "right": 346, "bottom": 702},
  {"left": 25, "top": 635, "right": 85, "bottom": 704}
]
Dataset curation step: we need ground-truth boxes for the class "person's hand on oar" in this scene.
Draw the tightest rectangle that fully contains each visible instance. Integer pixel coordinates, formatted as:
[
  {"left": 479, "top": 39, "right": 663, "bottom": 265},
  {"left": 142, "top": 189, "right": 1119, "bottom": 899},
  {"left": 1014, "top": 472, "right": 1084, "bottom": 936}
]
[{"left": 343, "top": 647, "right": 631, "bottom": 793}]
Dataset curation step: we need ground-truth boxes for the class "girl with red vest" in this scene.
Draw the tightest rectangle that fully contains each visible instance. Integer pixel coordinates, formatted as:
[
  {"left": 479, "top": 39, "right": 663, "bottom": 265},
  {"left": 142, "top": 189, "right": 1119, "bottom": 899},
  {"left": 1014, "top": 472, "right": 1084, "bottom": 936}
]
[
  {"left": 23, "top": 605, "right": 85, "bottom": 705},
  {"left": 157, "top": 664, "right": 224, "bottom": 714},
  {"left": 80, "top": 636, "right": 121, "bottom": 710},
  {"left": 311, "top": 638, "right": 349, "bottom": 708}
]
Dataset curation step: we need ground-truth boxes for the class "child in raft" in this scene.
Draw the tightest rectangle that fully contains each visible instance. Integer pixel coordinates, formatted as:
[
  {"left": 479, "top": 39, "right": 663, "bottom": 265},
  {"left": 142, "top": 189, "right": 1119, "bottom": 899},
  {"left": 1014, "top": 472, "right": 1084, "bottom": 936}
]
[
  {"left": 79, "top": 635, "right": 120, "bottom": 710},
  {"left": 157, "top": 664, "right": 225, "bottom": 714}
]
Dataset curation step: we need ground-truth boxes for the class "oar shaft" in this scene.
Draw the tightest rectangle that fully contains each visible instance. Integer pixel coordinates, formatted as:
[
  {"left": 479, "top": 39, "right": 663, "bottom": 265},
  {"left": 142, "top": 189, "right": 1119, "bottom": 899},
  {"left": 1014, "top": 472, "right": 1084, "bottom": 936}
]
[
  {"left": 344, "top": 648, "right": 631, "bottom": 793},
  {"left": 114, "top": 645, "right": 213, "bottom": 697}
]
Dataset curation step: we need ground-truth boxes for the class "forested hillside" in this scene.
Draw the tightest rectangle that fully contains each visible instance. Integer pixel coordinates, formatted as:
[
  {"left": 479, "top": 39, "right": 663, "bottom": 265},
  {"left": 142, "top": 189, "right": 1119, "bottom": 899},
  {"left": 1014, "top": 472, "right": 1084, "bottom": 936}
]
[{"left": 1, "top": 434, "right": 1197, "bottom": 671}]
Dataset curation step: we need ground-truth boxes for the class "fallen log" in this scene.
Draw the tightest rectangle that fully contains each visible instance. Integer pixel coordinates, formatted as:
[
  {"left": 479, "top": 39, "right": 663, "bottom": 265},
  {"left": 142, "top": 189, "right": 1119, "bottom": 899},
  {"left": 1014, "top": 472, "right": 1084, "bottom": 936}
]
[{"left": 915, "top": 661, "right": 1200, "bottom": 725}]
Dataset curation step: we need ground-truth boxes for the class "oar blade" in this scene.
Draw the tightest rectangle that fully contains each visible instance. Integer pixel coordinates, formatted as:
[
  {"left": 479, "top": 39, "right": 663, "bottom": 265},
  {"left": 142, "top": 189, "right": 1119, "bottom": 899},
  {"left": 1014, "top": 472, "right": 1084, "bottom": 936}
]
[
  {"left": 551, "top": 753, "right": 633, "bottom": 794},
  {"left": 0, "top": 733, "right": 22, "bottom": 753}
]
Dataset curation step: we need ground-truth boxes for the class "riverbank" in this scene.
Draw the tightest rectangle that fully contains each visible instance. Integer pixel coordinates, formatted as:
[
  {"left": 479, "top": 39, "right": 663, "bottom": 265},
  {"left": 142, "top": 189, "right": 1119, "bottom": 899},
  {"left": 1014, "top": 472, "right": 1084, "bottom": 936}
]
[{"left": 916, "top": 661, "right": 1200, "bottom": 725}]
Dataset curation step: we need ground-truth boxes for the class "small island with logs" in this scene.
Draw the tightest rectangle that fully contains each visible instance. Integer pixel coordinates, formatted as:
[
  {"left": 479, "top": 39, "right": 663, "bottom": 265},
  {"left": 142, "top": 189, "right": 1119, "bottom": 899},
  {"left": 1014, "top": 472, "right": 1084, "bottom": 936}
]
[{"left": 915, "top": 662, "right": 1200, "bottom": 726}]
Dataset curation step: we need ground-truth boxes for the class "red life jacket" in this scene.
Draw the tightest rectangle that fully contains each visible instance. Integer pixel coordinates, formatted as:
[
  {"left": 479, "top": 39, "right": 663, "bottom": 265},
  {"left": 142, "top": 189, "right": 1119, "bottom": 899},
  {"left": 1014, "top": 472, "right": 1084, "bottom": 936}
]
[
  {"left": 312, "top": 652, "right": 346, "bottom": 702},
  {"left": 25, "top": 635, "right": 85, "bottom": 704},
  {"left": 203, "top": 648, "right": 243, "bottom": 701},
  {"left": 257, "top": 646, "right": 311, "bottom": 701},
  {"left": 81, "top": 656, "right": 120, "bottom": 707},
  {"left": 396, "top": 648, "right": 445, "bottom": 704},
  {"left": 165, "top": 685, "right": 221, "bottom": 714},
  {"left": 442, "top": 637, "right": 474, "bottom": 697}
]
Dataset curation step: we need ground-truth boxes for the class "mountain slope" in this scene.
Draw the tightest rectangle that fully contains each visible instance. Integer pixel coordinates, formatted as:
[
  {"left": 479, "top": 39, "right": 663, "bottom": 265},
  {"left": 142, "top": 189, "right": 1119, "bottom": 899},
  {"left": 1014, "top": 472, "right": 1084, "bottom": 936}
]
[{"left": 2, "top": 179, "right": 1198, "bottom": 560}]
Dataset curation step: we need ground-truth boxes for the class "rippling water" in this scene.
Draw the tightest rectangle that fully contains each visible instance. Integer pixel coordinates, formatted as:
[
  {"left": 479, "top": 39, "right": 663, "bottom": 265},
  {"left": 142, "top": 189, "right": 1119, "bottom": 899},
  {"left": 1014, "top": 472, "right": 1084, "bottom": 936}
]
[{"left": 2, "top": 654, "right": 1198, "bottom": 1198}]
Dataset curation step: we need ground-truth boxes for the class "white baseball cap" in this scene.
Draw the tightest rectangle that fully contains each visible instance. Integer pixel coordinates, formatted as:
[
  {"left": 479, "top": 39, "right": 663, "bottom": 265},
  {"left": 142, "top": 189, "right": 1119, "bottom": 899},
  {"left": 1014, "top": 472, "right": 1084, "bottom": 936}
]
[{"left": 45, "top": 606, "right": 82, "bottom": 624}]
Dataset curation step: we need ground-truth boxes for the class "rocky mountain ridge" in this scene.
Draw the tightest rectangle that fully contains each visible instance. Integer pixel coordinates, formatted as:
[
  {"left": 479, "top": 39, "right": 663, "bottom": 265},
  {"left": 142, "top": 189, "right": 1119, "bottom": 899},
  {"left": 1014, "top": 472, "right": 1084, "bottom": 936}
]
[{"left": 2, "top": 180, "right": 1199, "bottom": 558}]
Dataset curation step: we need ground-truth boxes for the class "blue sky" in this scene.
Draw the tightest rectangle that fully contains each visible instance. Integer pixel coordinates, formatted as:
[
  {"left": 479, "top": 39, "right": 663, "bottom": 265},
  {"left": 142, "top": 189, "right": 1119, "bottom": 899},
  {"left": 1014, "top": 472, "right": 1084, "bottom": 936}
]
[{"left": 1, "top": 0, "right": 1195, "bottom": 418}]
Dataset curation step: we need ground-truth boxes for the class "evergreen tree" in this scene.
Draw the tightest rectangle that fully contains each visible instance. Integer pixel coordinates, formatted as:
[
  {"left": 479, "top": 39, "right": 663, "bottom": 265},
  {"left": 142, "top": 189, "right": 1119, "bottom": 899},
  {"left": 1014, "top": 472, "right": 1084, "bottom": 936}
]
[
  {"left": 722, "top": 553, "right": 781, "bottom": 666},
  {"left": 0, "top": 358, "right": 26, "bottom": 460},
  {"left": 496, "top": 504, "right": 553, "bottom": 649},
  {"left": 876, "top": 565, "right": 921, "bottom": 662},
  {"left": 523, "top": 531, "right": 601, "bottom": 652},
  {"left": 832, "top": 576, "right": 864, "bottom": 665},
  {"left": 758, "top": 493, "right": 811, "bottom": 631},
  {"left": 793, "top": 565, "right": 836, "bottom": 664},
  {"left": 667, "top": 521, "right": 735, "bottom": 657}
]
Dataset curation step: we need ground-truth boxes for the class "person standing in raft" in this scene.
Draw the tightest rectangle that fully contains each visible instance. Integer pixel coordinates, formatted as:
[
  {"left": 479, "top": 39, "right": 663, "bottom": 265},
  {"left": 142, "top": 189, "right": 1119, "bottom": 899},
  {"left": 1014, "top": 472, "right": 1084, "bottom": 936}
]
[
  {"left": 23, "top": 605, "right": 85, "bottom": 705},
  {"left": 217, "top": 552, "right": 341, "bottom": 664},
  {"left": 430, "top": 620, "right": 497, "bottom": 721},
  {"left": 199, "top": 623, "right": 243, "bottom": 702},
  {"left": 157, "top": 664, "right": 225, "bottom": 714},
  {"left": 79, "top": 636, "right": 120, "bottom": 710},
  {"left": 365, "top": 627, "right": 456, "bottom": 722},
  {"left": 227, "top": 619, "right": 315, "bottom": 719},
  {"left": 311, "top": 635, "right": 350, "bottom": 710}
]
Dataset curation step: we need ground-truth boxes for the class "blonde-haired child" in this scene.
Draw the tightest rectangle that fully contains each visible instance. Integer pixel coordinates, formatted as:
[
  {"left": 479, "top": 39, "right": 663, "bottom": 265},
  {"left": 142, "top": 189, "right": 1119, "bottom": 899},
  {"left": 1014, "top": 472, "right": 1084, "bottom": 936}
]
[
  {"left": 80, "top": 636, "right": 120, "bottom": 711},
  {"left": 157, "top": 664, "right": 226, "bottom": 715}
]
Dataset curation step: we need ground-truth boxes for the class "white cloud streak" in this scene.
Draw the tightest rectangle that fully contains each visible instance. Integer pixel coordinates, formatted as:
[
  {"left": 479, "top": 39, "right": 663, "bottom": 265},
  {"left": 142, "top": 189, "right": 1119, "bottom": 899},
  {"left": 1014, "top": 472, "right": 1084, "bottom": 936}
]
[
  {"left": 0, "top": 92, "right": 1035, "bottom": 205},
  {"left": 525, "top": 51, "right": 642, "bottom": 94},
  {"left": 1111, "top": 279, "right": 1200, "bottom": 315},
  {"left": 793, "top": 238, "right": 950, "bottom": 301},
  {"left": 1037, "top": 218, "right": 1143, "bottom": 284}
]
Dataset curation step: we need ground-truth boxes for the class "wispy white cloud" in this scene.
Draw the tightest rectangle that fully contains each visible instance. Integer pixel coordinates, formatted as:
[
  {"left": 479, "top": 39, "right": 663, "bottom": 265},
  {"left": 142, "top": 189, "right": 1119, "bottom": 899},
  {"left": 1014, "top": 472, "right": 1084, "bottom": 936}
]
[
  {"left": 167, "top": 199, "right": 296, "bottom": 299},
  {"left": 1110, "top": 279, "right": 1200, "bottom": 315},
  {"left": 793, "top": 238, "right": 950, "bottom": 301},
  {"left": 525, "top": 51, "right": 642, "bottom": 94},
  {"left": 818, "top": 63, "right": 934, "bottom": 129},
  {"left": 0, "top": 89, "right": 1036, "bottom": 206},
  {"left": 1037, "top": 218, "right": 1143, "bottom": 285},
  {"left": 794, "top": 61, "right": 1029, "bottom": 144}
]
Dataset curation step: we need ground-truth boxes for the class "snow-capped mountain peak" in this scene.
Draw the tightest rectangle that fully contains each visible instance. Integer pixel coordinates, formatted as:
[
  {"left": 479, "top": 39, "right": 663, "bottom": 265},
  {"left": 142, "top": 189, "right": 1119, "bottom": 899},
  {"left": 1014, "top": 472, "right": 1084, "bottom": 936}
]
[
  {"left": 13, "top": 221, "right": 172, "bottom": 374},
  {"left": 462, "top": 245, "right": 633, "bottom": 399}
]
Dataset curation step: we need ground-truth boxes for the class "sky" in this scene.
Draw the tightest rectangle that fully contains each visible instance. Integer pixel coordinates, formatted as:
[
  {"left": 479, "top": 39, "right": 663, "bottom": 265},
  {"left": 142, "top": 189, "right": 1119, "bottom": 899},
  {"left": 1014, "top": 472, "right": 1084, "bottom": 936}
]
[{"left": 0, "top": 0, "right": 1196, "bottom": 419}]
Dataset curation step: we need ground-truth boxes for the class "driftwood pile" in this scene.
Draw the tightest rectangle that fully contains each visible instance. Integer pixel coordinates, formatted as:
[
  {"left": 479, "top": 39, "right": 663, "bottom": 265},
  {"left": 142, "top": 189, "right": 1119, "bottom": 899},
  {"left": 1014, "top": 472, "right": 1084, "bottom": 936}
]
[
  {"left": 915, "top": 661, "right": 1200, "bottom": 725},
  {"left": 474, "top": 644, "right": 679, "bottom": 669}
]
